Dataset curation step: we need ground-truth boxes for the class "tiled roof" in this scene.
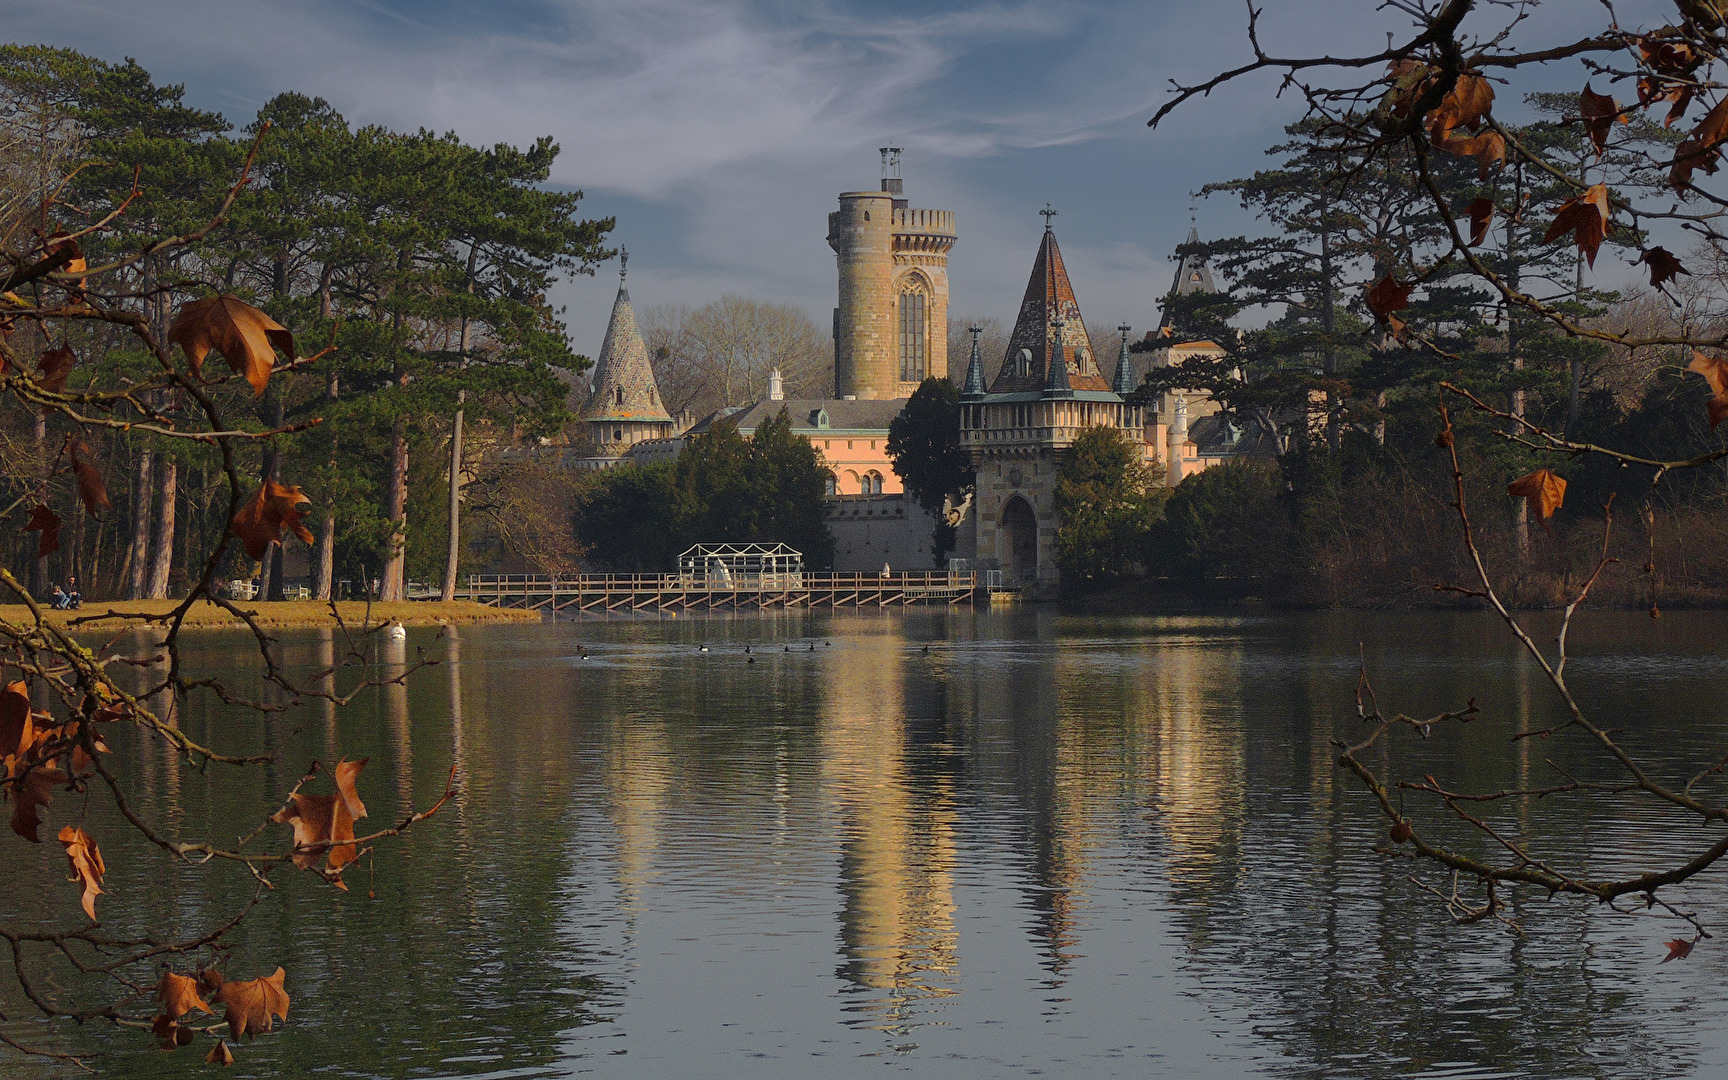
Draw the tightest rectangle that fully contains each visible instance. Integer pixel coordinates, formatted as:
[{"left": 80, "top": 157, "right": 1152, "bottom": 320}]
[
  {"left": 687, "top": 398, "right": 905, "bottom": 435},
  {"left": 988, "top": 227, "right": 1112, "bottom": 395},
  {"left": 579, "top": 279, "right": 672, "bottom": 423}
]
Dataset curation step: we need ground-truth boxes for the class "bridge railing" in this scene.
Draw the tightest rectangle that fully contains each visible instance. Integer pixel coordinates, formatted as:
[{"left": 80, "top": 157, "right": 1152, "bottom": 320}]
[{"left": 458, "top": 570, "right": 978, "bottom": 599}]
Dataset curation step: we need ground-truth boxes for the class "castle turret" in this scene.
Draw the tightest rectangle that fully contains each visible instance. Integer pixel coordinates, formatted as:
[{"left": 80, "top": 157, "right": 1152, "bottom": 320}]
[
  {"left": 577, "top": 250, "right": 674, "bottom": 468},
  {"left": 828, "top": 149, "right": 955, "bottom": 400}
]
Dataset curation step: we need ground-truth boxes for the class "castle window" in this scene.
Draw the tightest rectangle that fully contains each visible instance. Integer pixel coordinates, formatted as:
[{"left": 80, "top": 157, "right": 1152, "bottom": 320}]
[
  {"left": 615, "top": 386, "right": 624, "bottom": 406},
  {"left": 824, "top": 472, "right": 837, "bottom": 496},
  {"left": 898, "top": 286, "right": 926, "bottom": 382}
]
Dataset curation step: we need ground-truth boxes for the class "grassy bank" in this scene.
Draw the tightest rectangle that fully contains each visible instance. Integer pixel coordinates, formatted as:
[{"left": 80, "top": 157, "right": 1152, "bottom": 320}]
[{"left": 0, "top": 599, "right": 541, "bottom": 631}]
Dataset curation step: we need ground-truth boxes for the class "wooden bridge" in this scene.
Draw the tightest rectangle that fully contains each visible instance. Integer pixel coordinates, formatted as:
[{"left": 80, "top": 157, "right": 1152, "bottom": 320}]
[{"left": 449, "top": 571, "right": 995, "bottom": 613}]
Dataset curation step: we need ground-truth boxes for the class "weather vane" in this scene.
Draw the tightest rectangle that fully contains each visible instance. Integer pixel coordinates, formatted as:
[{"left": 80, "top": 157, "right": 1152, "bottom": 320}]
[{"left": 1040, "top": 203, "right": 1058, "bottom": 230}]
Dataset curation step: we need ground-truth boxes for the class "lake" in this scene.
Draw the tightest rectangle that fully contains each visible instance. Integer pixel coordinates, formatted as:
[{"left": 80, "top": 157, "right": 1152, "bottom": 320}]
[{"left": 4, "top": 609, "right": 1728, "bottom": 1078}]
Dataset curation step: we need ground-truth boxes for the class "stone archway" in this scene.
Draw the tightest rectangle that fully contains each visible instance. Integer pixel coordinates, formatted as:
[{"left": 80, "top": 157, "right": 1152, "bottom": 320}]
[{"left": 1001, "top": 495, "right": 1038, "bottom": 584}]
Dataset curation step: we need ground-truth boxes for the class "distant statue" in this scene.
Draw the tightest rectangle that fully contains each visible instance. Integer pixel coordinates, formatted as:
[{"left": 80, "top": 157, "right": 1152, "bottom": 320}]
[{"left": 942, "top": 489, "right": 973, "bottom": 527}]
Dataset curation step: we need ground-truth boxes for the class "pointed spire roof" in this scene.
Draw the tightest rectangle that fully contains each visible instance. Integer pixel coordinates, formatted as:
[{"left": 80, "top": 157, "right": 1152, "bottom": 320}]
[
  {"left": 961, "top": 326, "right": 986, "bottom": 400},
  {"left": 1158, "top": 226, "right": 1217, "bottom": 331},
  {"left": 581, "top": 253, "right": 671, "bottom": 424},
  {"left": 1112, "top": 324, "right": 1136, "bottom": 396},
  {"left": 990, "top": 223, "right": 1110, "bottom": 395}
]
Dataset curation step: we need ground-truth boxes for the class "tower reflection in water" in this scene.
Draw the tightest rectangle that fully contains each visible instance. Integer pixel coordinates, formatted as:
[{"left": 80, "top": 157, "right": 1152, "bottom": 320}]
[{"left": 821, "top": 622, "right": 959, "bottom": 1034}]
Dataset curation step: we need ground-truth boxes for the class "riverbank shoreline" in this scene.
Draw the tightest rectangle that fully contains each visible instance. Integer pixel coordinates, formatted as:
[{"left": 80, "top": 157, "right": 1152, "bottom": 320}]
[{"left": 0, "top": 599, "right": 540, "bottom": 632}]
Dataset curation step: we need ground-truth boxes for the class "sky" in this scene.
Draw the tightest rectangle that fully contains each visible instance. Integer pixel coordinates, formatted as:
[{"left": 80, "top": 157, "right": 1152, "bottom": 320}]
[{"left": 11, "top": 0, "right": 1675, "bottom": 360}]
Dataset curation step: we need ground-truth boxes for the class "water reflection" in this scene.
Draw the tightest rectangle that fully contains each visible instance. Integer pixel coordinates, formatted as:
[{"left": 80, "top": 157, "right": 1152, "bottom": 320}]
[
  {"left": 7, "top": 611, "right": 1728, "bottom": 1078},
  {"left": 822, "top": 624, "right": 959, "bottom": 1032}
]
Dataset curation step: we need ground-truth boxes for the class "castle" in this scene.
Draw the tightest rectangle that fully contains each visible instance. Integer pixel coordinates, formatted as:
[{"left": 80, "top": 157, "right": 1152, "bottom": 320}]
[{"left": 574, "top": 151, "right": 1239, "bottom": 589}]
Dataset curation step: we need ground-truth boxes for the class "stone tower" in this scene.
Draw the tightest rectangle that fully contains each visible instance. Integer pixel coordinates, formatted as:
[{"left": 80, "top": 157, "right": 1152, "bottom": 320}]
[
  {"left": 827, "top": 148, "right": 956, "bottom": 400},
  {"left": 577, "top": 251, "right": 674, "bottom": 468},
  {"left": 961, "top": 216, "right": 1144, "bottom": 597}
]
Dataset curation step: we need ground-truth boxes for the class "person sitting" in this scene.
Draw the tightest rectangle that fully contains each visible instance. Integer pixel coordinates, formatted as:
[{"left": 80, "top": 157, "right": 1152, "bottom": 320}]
[
  {"left": 51, "top": 584, "right": 71, "bottom": 610},
  {"left": 65, "top": 578, "right": 81, "bottom": 609}
]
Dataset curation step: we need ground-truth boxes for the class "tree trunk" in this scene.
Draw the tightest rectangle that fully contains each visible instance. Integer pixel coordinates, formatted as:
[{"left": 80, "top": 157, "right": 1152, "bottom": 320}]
[
  {"left": 29, "top": 411, "right": 46, "bottom": 598},
  {"left": 126, "top": 450, "right": 153, "bottom": 599},
  {"left": 259, "top": 386, "right": 286, "bottom": 601},
  {"left": 380, "top": 416, "right": 408, "bottom": 601},
  {"left": 442, "top": 407, "right": 464, "bottom": 602},
  {"left": 146, "top": 454, "right": 176, "bottom": 599},
  {"left": 312, "top": 273, "right": 338, "bottom": 601}
]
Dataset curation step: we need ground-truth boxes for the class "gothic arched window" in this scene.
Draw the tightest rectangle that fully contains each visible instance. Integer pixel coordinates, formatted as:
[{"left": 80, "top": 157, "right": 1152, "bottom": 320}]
[{"left": 898, "top": 281, "right": 927, "bottom": 383}]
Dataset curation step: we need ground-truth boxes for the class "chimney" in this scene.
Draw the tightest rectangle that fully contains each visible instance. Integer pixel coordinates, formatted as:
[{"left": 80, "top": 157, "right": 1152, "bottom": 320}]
[{"left": 768, "top": 368, "right": 784, "bottom": 401}]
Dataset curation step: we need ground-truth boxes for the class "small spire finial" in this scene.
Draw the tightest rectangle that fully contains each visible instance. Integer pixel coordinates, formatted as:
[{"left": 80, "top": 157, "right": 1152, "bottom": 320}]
[
  {"left": 1118, "top": 322, "right": 1132, "bottom": 341},
  {"left": 969, "top": 325, "right": 982, "bottom": 342},
  {"left": 619, "top": 247, "right": 628, "bottom": 282},
  {"left": 1040, "top": 203, "right": 1058, "bottom": 231}
]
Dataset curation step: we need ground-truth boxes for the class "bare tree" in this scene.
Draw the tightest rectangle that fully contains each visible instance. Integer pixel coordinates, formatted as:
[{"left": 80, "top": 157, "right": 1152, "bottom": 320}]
[
  {"left": 1157, "top": 0, "right": 1728, "bottom": 950},
  {"left": 641, "top": 295, "right": 831, "bottom": 417},
  {"left": 946, "top": 315, "right": 1008, "bottom": 386}
]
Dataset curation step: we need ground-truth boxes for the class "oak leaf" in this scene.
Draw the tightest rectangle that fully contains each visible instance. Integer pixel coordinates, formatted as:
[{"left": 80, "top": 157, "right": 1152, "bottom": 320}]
[
  {"left": 69, "top": 441, "right": 107, "bottom": 516},
  {"left": 23, "top": 503, "right": 59, "bottom": 558},
  {"left": 1543, "top": 184, "right": 1612, "bottom": 268},
  {"left": 1641, "top": 247, "right": 1689, "bottom": 291},
  {"left": 1507, "top": 469, "right": 1567, "bottom": 521},
  {"left": 37, "top": 345, "right": 75, "bottom": 393},
  {"left": 1671, "top": 93, "right": 1728, "bottom": 191},
  {"left": 206, "top": 1039, "right": 234, "bottom": 1065},
  {"left": 1662, "top": 937, "right": 1695, "bottom": 963},
  {"left": 168, "top": 295, "right": 293, "bottom": 397},
  {"left": 1579, "top": 84, "right": 1625, "bottom": 158},
  {"left": 1466, "top": 198, "right": 1493, "bottom": 247},
  {"left": 211, "top": 968, "right": 289, "bottom": 1040},
  {"left": 57, "top": 825, "right": 104, "bottom": 921},
  {"left": 159, "top": 970, "right": 214, "bottom": 1019},
  {"left": 230, "top": 481, "right": 314, "bottom": 560}
]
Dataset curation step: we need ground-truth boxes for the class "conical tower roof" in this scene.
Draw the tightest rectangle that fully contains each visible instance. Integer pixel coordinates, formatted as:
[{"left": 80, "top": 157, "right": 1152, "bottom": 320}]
[
  {"left": 990, "top": 223, "right": 1111, "bottom": 395},
  {"left": 582, "top": 258, "right": 671, "bottom": 423},
  {"left": 961, "top": 326, "right": 986, "bottom": 400},
  {"left": 1157, "top": 226, "right": 1216, "bottom": 331}
]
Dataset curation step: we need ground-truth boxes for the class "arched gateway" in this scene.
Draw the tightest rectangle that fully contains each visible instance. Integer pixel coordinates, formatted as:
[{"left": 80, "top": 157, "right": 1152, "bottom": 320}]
[{"left": 1001, "top": 496, "right": 1038, "bottom": 584}]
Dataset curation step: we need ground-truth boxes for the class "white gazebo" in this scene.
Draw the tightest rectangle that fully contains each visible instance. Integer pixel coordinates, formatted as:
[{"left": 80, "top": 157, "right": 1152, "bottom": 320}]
[{"left": 678, "top": 543, "right": 804, "bottom": 589}]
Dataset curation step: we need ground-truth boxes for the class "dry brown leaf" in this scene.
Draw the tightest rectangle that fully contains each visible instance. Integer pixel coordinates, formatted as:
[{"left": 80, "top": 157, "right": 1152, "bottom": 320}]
[
  {"left": 230, "top": 481, "right": 314, "bottom": 560},
  {"left": 213, "top": 968, "right": 289, "bottom": 1040},
  {"left": 151, "top": 1013, "right": 194, "bottom": 1051},
  {"left": 1436, "top": 130, "right": 1506, "bottom": 179},
  {"left": 159, "top": 970, "right": 214, "bottom": 1019},
  {"left": 8, "top": 765, "right": 65, "bottom": 841},
  {"left": 1580, "top": 83, "right": 1625, "bottom": 157},
  {"left": 37, "top": 345, "right": 75, "bottom": 393},
  {"left": 23, "top": 504, "right": 60, "bottom": 559},
  {"left": 69, "top": 441, "right": 107, "bottom": 517},
  {"left": 168, "top": 296, "right": 293, "bottom": 397},
  {"left": 1688, "top": 349, "right": 1728, "bottom": 396},
  {"left": 43, "top": 233, "right": 86, "bottom": 292},
  {"left": 1466, "top": 198, "right": 1493, "bottom": 247},
  {"left": 1663, "top": 937, "right": 1695, "bottom": 963},
  {"left": 1543, "top": 184, "right": 1612, "bottom": 268},
  {"left": 1641, "top": 247, "right": 1689, "bottom": 290},
  {"left": 1507, "top": 469, "right": 1567, "bottom": 521},
  {"left": 1638, "top": 32, "right": 1698, "bottom": 73},
  {"left": 1640, "top": 76, "right": 1694, "bottom": 128},
  {"left": 334, "top": 757, "right": 368, "bottom": 821},
  {"left": 1390, "top": 820, "right": 1413, "bottom": 844},
  {"left": 57, "top": 824, "right": 104, "bottom": 921},
  {"left": 1671, "top": 93, "right": 1728, "bottom": 190},
  {"left": 1426, "top": 71, "right": 1494, "bottom": 140},
  {"left": 0, "top": 680, "right": 31, "bottom": 760},
  {"left": 206, "top": 1039, "right": 234, "bottom": 1065},
  {"left": 1365, "top": 275, "right": 1413, "bottom": 322},
  {"left": 271, "top": 792, "right": 358, "bottom": 882}
]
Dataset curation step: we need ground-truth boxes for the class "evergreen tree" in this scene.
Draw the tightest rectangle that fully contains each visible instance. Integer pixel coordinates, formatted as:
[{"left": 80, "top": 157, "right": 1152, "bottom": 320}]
[
  {"left": 886, "top": 375, "right": 973, "bottom": 558},
  {"left": 1054, "top": 426, "right": 1156, "bottom": 585}
]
